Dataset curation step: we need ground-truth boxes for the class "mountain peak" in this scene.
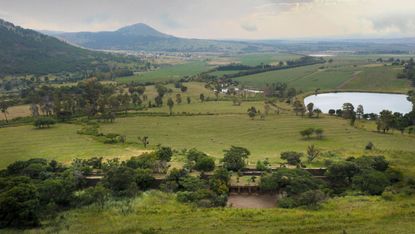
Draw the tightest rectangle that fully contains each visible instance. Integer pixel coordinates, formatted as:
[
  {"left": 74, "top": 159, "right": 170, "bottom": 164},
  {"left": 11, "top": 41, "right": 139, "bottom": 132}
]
[{"left": 116, "top": 23, "right": 171, "bottom": 38}]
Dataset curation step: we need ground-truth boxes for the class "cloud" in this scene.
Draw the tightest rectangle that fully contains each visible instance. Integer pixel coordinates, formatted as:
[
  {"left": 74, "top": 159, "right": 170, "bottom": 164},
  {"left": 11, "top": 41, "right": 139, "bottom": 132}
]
[
  {"left": 241, "top": 22, "right": 257, "bottom": 32},
  {"left": 371, "top": 14, "right": 415, "bottom": 33},
  {"left": 0, "top": 0, "right": 414, "bottom": 39}
]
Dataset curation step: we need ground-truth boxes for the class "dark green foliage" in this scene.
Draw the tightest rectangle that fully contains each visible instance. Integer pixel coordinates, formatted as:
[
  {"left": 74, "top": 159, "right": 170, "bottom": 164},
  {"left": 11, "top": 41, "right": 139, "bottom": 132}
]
[
  {"left": 33, "top": 117, "right": 56, "bottom": 129},
  {"left": 222, "top": 146, "right": 250, "bottom": 171},
  {"left": 194, "top": 156, "right": 215, "bottom": 172},
  {"left": 77, "top": 184, "right": 110, "bottom": 208},
  {"left": 260, "top": 168, "right": 322, "bottom": 195},
  {"left": 125, "top": 153, "right": 157, "bottom": 170},
  {"left": 0, "top": 19, "right": 117, "bottom": 76},
  {"left": 0, "top": 178, "right": 40, "bottom": 228},
  {"left": 352, "top": 169, "right": 390, "bottom": 195},
  {"left": 156, "top": 146, "right": 173, "bottom": 162},
  {"left": 103, "top": 166, "right": 139, "bottom": 197},
  {"left": 281, "top": 151, "right": 303, "bottom": 165},
  {"left": 186, "top": 149, "right": 215, "bottom": 172},
  {"left": 326, "top": 161, "right": 360, "bottom": 190}
]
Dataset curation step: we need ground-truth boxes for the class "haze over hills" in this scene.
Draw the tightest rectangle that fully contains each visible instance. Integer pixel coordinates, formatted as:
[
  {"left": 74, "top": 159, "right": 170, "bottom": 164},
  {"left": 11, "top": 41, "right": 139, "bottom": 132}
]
[
  {"left": 55, "top": 23, "right": 270, "bottom": 52},
  {"left": 0, "top": 18, "right": 111, "bottom": 76}
]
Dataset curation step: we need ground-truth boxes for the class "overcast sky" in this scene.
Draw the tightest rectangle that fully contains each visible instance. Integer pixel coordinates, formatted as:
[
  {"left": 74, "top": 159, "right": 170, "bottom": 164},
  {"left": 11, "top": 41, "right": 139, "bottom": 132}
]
[{"left": 1, "top": 0, "right": 414, "bottom": 39}]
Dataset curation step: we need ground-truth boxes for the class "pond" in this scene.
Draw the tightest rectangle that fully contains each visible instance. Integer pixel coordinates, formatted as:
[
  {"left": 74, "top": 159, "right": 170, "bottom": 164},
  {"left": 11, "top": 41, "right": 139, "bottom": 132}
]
[{"left": 304, "top": 92, "right": 413, "bottom": 114}]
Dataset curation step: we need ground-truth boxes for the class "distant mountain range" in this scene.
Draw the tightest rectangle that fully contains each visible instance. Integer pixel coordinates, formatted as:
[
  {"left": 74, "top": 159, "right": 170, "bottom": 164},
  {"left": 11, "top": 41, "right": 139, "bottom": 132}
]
[
  {"left": 0, "top": 19, "right": 111, "bottom": 76},
  {"left": 54, "top": 23, "right": 271, "bottom": 52}
]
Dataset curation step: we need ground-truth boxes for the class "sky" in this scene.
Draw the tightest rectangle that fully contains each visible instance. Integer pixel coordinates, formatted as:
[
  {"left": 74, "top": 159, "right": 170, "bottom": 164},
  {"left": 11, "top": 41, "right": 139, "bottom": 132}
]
[{"left": 0, "top": 0, "right": 414, "bottom": 39}]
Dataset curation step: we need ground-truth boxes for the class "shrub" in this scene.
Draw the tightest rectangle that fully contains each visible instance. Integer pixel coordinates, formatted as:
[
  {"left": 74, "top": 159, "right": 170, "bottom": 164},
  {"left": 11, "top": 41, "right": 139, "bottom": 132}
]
[
  {"left": 280, "top": 151, "right": 303, "bottom": 165},
  {"left": 300, "top": 128, "right": 314, "bottom": 139},
  {"left": 352, "top": 169, "right": 390, "bottom": 195},
  {"left": 33, "top": 117, "right": 56, "bottom": 129},
  {"left": 278, "top": 197, "right": 297, "bottom": 208},
  {"left": 296, "top": 190, "right": 327, "bottom": 208}
]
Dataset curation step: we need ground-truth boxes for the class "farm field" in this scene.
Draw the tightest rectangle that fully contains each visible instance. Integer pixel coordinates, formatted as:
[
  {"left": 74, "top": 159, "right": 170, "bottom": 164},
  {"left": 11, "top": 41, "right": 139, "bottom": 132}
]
[
  {"left": 233, "top": 55, "right": 409, "bottom": 93},
  {"left": 0, "top": 104, "right": 30, "bottom": 121},
  {"left": 116, "top": 61, "right": 212, "bottom": 83},
  {"left": 99, "top": 113, "right": 415, "bottom": 166}
]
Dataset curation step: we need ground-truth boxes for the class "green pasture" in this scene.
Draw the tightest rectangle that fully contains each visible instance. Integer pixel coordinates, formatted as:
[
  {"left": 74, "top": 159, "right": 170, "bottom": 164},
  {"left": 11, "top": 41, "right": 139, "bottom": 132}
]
[{"left": 116, "top": 61, "right": 212, "bottom": 83}]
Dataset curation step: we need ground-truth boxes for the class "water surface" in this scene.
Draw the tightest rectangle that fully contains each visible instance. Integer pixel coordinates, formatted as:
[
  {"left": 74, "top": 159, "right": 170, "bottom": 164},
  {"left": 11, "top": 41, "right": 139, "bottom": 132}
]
[{"left": 304, "top": 92, "right": 412, "bottom": 114}]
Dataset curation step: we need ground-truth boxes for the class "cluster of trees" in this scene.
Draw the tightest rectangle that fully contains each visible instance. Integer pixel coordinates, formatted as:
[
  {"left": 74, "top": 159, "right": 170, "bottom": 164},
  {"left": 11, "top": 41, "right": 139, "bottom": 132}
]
[
  {"left": 0, "top": 146, "right": 173, "bottom": 228},
  {"left": 305, "top": 103, "right": 322, "bottom": 118},
  {"left": 212, "top": 56, "right": 325, "bottom": 80},
  {"left": 300, "top": 128, "right": 324, "bottom": 139},
  {"left": 259, "top": 155, "right": 402, "bottom": 209},
  {"left": 20, "top": 79, "right": 136, "bottom": 122},
  {"left": 327, "top": 102, "right": 415, "bottom": 134},
  {"left": 263, "top": 82, "right": 298, "bottom": 99},
  {"left": 397, "top": 58, "right": 414, "bottom": 85}
]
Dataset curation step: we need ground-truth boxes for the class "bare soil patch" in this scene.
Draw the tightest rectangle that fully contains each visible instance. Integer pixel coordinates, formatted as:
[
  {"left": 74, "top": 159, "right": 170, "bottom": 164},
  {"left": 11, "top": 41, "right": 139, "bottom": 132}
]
[{"left": 227, "top": 194, "right": 277, "bottom": 208}]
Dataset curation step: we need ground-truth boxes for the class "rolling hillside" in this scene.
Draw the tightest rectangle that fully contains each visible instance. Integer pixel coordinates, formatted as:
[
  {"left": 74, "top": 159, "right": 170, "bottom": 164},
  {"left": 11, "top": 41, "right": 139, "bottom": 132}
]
[
  {"left": 0, "top": 19, "right": 112, "bottom": 76},
  {"left": 56, "top": 23, "right": 270, "bottom": 52}
]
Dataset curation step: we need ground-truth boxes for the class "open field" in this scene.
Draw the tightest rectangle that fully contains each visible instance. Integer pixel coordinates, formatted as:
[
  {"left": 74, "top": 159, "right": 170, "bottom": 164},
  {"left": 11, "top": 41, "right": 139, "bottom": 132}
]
[
  {"left": 116, "top": 61, "right": 212, "bottom": 83},
  {"left": 99, "top": 113, "right": 415, "bottom": 165},
  {"left": 236, "top": 52, "right": 302, "bottom": 66},
  {"left": 15, "top": 191, "right": 415, "bottom": 234},
  {"left": 233, "top": 55, "right": 410, "bottom": 93},
  {"left": 0, "top": 104, "right": 30, "bottom": 121},
  {"left": 0, "top": 124, "right": 142, "bottom": 168}
]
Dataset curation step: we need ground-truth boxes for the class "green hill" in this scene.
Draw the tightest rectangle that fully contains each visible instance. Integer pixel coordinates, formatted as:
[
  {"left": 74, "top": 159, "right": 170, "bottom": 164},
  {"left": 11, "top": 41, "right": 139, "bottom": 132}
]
[{"left": 0, "top": 19, "right": 110, "bottom": 76}]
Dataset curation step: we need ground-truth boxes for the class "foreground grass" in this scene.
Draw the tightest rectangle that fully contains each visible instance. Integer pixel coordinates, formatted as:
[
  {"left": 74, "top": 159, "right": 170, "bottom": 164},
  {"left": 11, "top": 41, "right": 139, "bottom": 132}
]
[{"left": 17, "top": 191, "right": 415, "bottom": 234}]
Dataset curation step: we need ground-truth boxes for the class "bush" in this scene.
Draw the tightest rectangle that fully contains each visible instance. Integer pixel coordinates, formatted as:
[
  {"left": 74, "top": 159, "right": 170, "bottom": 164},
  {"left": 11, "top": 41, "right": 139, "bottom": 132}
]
[
  {"left": 296, "top": 190, "right": 326, "bottom": 208},
  {"left": 280, "top": 151, "right": 303, "bottom": 165},
  {"left": 33, "top": 117, "right": 56, "bottom": 129},
  {"left": 278, "top": 197, "right": 297, "bottom": 208},
  {"left": 352, "top": 169, "right": 390, "bottom": 195},
  {"left": 194, "top": 156, "right": 215, "bottom": 172}
]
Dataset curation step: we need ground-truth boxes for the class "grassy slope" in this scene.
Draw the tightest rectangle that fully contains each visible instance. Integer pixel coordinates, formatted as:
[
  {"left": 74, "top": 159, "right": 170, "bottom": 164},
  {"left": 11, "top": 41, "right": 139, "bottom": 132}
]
[
  {"left": 341, "top": 66, "right": 411, "bottom": 92},
  {"left": 116, "top": 61, "right": 212, "bottom": 83},
  {"left": 99, "top": 113, "right": 415, "bottom": 167},
  {"left": 20, "top": 191, "right": 415, "bottom": 234},
  {"left": 233, "top": 55, "right": 410, "bottom": 93},
  {"left": 0, "top": 124, "right": 141, "bottom": 168}
]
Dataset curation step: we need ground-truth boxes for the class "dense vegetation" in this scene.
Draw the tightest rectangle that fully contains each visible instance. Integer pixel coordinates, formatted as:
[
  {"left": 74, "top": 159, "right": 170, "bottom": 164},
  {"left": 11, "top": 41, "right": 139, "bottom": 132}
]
[{"left": 0, "top": 19, "right": 142, "bottom": 77}]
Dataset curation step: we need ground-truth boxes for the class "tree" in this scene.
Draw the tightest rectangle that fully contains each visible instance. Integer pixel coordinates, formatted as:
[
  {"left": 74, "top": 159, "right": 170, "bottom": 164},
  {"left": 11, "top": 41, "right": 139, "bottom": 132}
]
[
  {"left": 138, "top": 136, "right": 149, "bottom": 148},
  {"left": 313, "top": 108, "right": 322, "bottom": 118},
  {"left": 0, "top": 182, "right": 40, "bottom": 228},
  {"left": 187, "top": 97, "right": 191, "bottom": 104},
  {"left": 300, "top": 128, "right": 314, "bottom": 139},
  {"left": 154, "top": 95, "right": 163, "bottom": 107},
  {"left": 352, "top": 169, "right": 390, "bottom": 195},
  {"left": 293, "top": 100, "right": 305, "bottom": 116},
  {"left": 167, "top": 97, "right": 174, "bottom": 115},
  {"left": 307, "top": 145, "right": 320, "bottom": 162},
  {"left": 176, "top": 94, "right": 182, "bottom": 104},
  {"left": 194, "top": 156, "right": 215, "bottom": 172},
  {"left": 326, "top": 161, "right": 360, "bottom": 191},
  {"left": 306, "top": 102, "right": 314, "bottom": 117},
  {"left": 181, "top": 86, "right": 188, "bottom": 92},
  {"left": 222, "top": 146, "right": 250, "bottom": 171},
  {"left": 33, "top": 117, "right": 56, "bottom": 129},
  {"left": 281, "top": 151, "right": 303, "bottom": 165},
  {"left": 0, "top": 100, "right": 10, "bottom": 123},
  {"left": 156, "top": 146, "right": 173, "bottom": 162},
  {"left": 200, "top": 93, "right": 205, "bottom": 102},
  {"left": 342, "top": 103, "right": 355, "bottom": 119},
  {"left": 328, "top": 109, "right": 335, "bottom": 116},
  {"left": 377, "top": 110, "right": 394, "bottom": 133},
  {"left": 247, "top": 106, "right": 257, "bottom": 120},
  {"left": 356, "top": 105, "right": 364, "bottom": 119},
  {"left": 103, "top": 166, "right": 138, "bottom": 197}
]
